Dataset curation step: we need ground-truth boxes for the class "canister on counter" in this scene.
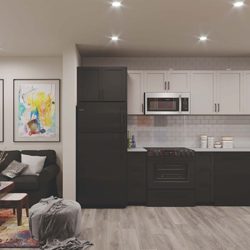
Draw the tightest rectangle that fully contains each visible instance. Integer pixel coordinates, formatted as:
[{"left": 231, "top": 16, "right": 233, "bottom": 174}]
[
  {"left": 200, "top": 135, "right": 208, "bottom": 148},
  {"left": 208, "top": 137, "right": 214, "bottom": 148}
]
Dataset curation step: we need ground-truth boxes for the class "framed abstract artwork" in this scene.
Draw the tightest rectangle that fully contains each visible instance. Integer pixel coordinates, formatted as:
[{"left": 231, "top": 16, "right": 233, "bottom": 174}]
[
  {"left": 13, "top": 79, "right": 60, "bottom": 142},
  {"left": 0, "top": 80, "right": 3, "bottom": 142}
]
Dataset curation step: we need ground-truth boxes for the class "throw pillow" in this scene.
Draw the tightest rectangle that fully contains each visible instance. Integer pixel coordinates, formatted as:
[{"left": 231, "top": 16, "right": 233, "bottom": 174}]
[
  {"left": 1, "top": 160, "right": 28, "bottom": 179},
  {"left": 21, "top": 154, "right": 47, "bottom": 175}
]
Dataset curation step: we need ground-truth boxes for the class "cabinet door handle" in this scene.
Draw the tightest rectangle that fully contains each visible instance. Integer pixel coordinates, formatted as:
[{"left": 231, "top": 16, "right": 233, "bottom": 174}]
[
  {"left": 218, "top": 103, "right": 220, "bottom": 113},
  {"left": 164, "top": 81, "right": 167, "bottom": 90},
  {"left": 214, "top": 103, "right": 217, "bottom": 112},
  {"left": 179, "top": 95, "right": 182, "bottom": 113},
  {"left": 168, "top": 81, "right": 170, "bottom": 90},
  {"left": 79, "top": 108, "right": 85, "bottom": 112}
]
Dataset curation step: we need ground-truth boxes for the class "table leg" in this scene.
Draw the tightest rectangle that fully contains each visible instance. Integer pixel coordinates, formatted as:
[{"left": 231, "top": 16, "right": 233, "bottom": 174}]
[
  {"left": 26, "top": 204, "right": 29, "bottom": 217},
  {"left": 17, "top": 206, "right": 22, "bottom": 226}
]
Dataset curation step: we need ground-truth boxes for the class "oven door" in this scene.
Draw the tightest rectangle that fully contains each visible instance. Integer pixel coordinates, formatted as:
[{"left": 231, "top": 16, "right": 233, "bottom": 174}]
[
  {"left": 147, "top": 157, "right": 195, "bottom": 189},
  {"left": 144, "top": 93, "right": 190, "bottom": 115}
]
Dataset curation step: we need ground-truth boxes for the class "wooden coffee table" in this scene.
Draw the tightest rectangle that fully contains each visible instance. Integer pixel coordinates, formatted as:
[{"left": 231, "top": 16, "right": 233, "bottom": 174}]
[
  {"left": 0, "top": 193, "right": 29, "bottom": 226},
  {"left": 0, "top": 181, "right": 14, "bottom": 198},
  {"left": 0, "top": 181, "right": 29, "bottom": 226}
]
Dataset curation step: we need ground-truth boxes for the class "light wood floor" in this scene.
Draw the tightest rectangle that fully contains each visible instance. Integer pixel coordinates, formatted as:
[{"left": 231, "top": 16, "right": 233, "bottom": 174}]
[
  {"left": 14, "top": 206, "right": 250, "bottom": 250},
  {"left": 79, "top": 206, "right": 250, "bottom": 250}
]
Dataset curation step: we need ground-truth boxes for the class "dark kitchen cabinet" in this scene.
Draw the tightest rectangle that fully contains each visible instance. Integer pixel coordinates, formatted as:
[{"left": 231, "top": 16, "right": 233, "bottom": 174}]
[
  {"left": 77, "top": 133, "right": 127, "bottom": 208},
  {"left": 100, "top": 68, "right": 127, "bottom": 101},
  {"left": 77, "top": 102, "right": 126, "bottom": 133},
  {"left": 77, "top": 67, "right": 127, "bottom": 102},
  {"left": 127, "top": 152, "right": 146, "bottom": 205},
  {"left": 77, "top": 66, "right": 127, "bottom": 208},
  {"left": 77, "top": 68, "right": 99, "bottom": 101},
  {"left": 195, "top": 153, "right": 213, "bottom": 204},
  {"left": 214, "top": 153, "right": 250, "bottom": 205}
]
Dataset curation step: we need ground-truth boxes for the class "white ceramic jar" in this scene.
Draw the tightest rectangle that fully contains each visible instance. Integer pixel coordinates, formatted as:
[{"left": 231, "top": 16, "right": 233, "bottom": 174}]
[{"left": 207, "top": 137, "right": 214, "bottom": 148}]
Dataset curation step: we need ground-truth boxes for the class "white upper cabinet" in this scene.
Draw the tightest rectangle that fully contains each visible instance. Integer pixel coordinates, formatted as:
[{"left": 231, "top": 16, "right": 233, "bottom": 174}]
[
  {"left": 190, "top": 72, "right": 215, "bottom": 115},
  {"left": 143, "top": 71, "right": 166, "bottom": 92},
  {"left": 215, "top": 72, "right": 241, "bottom": 114},
  {"left": 143, "top": 70, "right": 190, "bottom": 93},
  {"left": 127, "top": 71, "right": 144, "bottom": 115},
  {"left": 241, "top": 71, "right": 250, "bottom": 114},
  {"left": 167, "top": 71, "right": 190, "bottom": 92},
  {"left": 127, "top": 70, "right": 248, "bottom": 115}
]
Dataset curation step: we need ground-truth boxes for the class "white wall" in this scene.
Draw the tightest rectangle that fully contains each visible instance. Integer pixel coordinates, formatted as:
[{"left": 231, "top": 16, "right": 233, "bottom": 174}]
[
  {"left": 0, "top": 56, "right": 63, "bottom": 193},
  {"left": 62, "top": 45, "right": 80, "bottom": 200}
]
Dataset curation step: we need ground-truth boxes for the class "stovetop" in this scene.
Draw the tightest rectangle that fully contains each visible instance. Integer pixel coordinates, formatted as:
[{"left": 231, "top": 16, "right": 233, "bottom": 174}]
[{"left": 145, "top": 147, "right": 195, "bottom": 157}]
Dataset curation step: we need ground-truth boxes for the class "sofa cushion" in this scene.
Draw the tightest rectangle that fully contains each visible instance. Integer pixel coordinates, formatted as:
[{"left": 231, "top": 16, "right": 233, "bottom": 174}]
[
  {"left": 13, "top": 175, "right": 39, "bottom": 191},
  {"left": 0, "top": 151, "right": 21, "bottom": 172},
  {"left": 21, "top": 150, "right": 56, "bottom": 167},
  {"left": 21, "top": 154, "right": 46, "bottom": 175},
  {"left": 1, "top": 160, "right": 28, "bottom": 179}
]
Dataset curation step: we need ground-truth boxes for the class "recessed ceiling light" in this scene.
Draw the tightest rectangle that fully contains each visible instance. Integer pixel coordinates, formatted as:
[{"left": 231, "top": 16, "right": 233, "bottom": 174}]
[
  {"left": 233, "top": 1, "right": 245, "bottom": 7},
  {"left": 199, "top": 36, "right": 208, "bottom": 42},
  {"left": 111, "top": 35, "right": 119, "bottom": 42},
  {"left": 111, "top": 1, "right": 122, "bottom": 8}
]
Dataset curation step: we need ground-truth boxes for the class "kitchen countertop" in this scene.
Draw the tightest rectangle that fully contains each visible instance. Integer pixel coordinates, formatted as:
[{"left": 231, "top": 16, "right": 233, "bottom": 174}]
[
  {"left": 190, "top": 148, "right": 250, "bottom": 152},
  {"left": 127, "top": 148, "right": 147, "bottom": 152},
  {"left": 127, "top": 147, "right": 250, "bottom": 153}
]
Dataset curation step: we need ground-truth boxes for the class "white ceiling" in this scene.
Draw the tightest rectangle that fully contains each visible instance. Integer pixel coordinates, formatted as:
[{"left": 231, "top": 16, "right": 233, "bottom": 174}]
[{"left": 0, "top": 0, "right": 250, "bottom": 57}]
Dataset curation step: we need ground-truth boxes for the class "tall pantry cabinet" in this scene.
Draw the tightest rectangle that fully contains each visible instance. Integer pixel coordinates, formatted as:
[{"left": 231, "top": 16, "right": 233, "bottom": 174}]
[{"left": 77, "top": 67, "right": 128, "bottom": 208}]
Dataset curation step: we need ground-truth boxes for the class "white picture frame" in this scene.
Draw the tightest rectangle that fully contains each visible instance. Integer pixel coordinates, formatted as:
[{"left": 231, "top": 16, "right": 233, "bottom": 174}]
[{"left": 13, "top": 79, "right": 60, "bottom": 142}]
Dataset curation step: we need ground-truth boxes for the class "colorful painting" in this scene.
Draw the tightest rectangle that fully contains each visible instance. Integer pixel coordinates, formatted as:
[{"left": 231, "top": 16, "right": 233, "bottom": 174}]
[
  {"left": 14, "top": 79, "right": 60, "bottom": 142},
  {"left": 0, "top": 80, "right": 3, "bottom": 142}
]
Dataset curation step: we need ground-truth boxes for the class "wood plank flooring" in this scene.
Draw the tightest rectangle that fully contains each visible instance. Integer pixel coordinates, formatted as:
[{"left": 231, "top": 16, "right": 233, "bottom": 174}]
[
  {"left": 80, "top": 206, "right": 250, "bottom": 250},
  {"left": 13, "top": 206, "right": 250, "bottom": 250}
]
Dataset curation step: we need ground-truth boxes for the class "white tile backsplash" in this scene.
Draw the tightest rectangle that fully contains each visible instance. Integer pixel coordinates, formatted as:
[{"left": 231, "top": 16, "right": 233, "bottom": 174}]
[{"left": 128, "top": 115, "right": 250, "bottom": 148}]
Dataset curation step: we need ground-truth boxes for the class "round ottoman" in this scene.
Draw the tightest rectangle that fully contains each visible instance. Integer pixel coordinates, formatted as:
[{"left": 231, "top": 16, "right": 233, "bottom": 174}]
[{"left": 29, "top": 197, "right": 82, "bottom": 243}]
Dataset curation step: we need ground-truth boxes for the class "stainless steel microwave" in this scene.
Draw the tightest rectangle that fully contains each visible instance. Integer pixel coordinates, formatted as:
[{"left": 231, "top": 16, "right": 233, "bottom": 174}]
[{"left": 144, "top": 93, "right": 190, "bottom": 115}]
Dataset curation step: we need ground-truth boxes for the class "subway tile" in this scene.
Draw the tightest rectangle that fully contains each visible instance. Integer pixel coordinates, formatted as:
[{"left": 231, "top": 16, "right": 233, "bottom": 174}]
[{"left": 128, "top": 115, "right": 250, "bottom": 147}]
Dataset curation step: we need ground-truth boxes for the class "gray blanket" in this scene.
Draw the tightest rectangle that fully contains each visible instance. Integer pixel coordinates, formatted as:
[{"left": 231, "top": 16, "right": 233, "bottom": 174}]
[
  {"left": 41, "top": 237, "right": 92, "bottom": 250},
  {"left": 29, "top": 197, "right": 93, "bottom": 250}
]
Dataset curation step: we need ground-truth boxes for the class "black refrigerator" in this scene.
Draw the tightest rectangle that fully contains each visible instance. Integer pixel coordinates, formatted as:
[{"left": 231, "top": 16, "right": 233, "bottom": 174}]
[{"left": 76, "top": 67, "right": 127, "bottom": 208}]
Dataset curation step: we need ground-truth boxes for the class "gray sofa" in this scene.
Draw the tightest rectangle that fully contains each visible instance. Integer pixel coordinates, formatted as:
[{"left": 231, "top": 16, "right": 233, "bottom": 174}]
[{"left": 0, "top": 150, "right": 60, "bottom": 206}]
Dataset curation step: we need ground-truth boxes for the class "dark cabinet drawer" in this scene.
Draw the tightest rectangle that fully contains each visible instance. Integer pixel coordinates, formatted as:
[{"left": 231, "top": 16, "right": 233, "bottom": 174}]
[{"left": 147, "top": 190, "right": 195, "bottom": 206}]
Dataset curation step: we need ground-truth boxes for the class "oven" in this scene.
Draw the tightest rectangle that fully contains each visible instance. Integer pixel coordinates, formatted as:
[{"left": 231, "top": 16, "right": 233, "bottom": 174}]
[
  {"left": 146, "top": 148, "right": 195, "bottom": 206},
  {"left": 147, "top": 157, "right": 194, "bottom": 189}
]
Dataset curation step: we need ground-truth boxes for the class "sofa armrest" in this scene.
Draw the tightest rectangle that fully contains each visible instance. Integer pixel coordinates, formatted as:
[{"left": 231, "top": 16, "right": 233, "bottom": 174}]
[{"left": 39, "top": 164, "right": 60, "bottom": 183}]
